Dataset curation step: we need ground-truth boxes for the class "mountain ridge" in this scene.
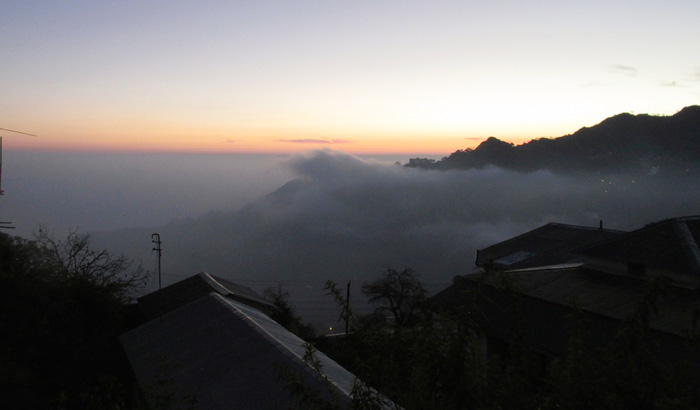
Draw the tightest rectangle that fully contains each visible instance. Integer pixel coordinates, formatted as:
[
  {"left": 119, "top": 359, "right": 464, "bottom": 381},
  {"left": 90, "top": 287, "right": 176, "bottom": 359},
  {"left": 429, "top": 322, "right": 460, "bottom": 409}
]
[{"left": 406, "top": 106, "right": 700, "bottom": 175}]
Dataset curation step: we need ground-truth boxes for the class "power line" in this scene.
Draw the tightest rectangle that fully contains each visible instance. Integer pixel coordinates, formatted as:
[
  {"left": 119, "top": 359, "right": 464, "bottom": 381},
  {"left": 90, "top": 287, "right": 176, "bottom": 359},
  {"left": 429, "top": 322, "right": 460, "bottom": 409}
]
[{"left": 0, "top": 127, "right": 37, "bottom": 137}]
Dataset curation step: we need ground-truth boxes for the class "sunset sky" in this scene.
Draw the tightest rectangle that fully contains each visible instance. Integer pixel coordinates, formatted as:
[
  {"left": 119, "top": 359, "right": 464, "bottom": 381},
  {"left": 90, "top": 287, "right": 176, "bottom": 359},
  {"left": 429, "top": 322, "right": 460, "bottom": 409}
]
[{"left": 1, "top": 1, "right": 699, "bottom": 155}]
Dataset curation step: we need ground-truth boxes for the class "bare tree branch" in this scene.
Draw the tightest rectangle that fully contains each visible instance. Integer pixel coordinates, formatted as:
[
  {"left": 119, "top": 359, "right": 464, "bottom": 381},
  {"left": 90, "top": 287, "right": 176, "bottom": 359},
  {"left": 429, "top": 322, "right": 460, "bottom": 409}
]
[{"left": 34, "top": 225, "right": 148, "bottom": 301}]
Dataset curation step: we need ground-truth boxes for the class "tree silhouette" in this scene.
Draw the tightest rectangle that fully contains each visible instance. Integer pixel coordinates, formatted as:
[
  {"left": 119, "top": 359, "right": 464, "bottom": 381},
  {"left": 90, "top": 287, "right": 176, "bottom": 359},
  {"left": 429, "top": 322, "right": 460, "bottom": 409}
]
[{"left": 361, "top": 267, "right": 427, "bottom": 327}]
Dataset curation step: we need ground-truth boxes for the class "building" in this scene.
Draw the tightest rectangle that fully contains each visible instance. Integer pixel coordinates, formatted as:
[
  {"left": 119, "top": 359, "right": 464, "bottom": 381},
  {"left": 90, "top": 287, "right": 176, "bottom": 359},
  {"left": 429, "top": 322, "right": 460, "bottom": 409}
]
[
  {"left": 474, "top": 221, "right": 625, "bottom": 271},
  {"left": 430, "top": 217, "right": 700, "bottom": 365},
  {"left": 136, "top": 271, "right": 277, "bottom": 320},
  {"left": 120, "top": 273, "right": 390, "bottom": 409}
]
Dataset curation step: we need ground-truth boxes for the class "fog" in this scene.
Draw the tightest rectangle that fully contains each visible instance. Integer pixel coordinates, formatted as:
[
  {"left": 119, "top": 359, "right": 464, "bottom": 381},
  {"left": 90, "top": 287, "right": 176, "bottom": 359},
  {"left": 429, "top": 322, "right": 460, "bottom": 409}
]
[
  {"left": 4, "top": 149, "right": 699, "bottom": 331},
  {"left": 1, "top": 151, "right": 295, "bottom": 238}
]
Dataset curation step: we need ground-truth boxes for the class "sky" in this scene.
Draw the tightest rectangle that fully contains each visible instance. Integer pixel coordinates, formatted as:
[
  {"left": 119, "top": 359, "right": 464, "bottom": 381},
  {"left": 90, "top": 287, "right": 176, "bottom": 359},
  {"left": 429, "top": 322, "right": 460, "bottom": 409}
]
[{"left": 1, "top": 0, "right": 699, "bottom": 155}]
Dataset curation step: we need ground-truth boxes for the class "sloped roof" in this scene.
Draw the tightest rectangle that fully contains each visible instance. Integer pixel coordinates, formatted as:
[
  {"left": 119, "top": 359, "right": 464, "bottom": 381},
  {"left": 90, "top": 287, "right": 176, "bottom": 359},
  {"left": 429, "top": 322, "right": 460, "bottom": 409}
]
[
  {"left": 491, "top": 266, "right": 697, "bottom": 337},
  {"left": 137, "top": 271, "right": 276, "bottom": 320},
  {"left": 430, "top": 266, "right": 699, "bottom": 359},
  {"left": 432, "top": 217, "right": 700, "bottom": 360},
  {"left": 476, "top": 222, "right": 625, "bottom": 270},
  {"left": 121, "top": 292, "right": 357, "bottom": 409},
  {"left": 576, "top": 216, "right": 700, "bottom": 275}
]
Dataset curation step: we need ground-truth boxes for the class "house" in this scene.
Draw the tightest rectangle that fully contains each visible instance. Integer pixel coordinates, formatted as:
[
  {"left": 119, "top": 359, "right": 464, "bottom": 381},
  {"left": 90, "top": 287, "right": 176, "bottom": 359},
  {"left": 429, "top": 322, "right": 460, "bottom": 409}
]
[
  {"left": 430, "top": 217, "right": 700, "bottom": 365},
  {"left": 137, "top": 271, "right": 277, "bottom": 320},
  {"left": 474, "top": 221, "right": 625, "bottom": 271},
  {"left": 121, "top": 273, "right": 393, "bottom": 409},
  {"left": 576, "top": 216, "right": 700, "bottom": 289}
]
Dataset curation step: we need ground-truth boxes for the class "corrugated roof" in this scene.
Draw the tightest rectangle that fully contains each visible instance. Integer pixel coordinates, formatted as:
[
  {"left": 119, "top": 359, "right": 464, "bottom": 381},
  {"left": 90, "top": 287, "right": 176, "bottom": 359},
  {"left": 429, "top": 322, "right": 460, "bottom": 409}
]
[
  {"left": 121, "top": 293, "right": 357, "bottom": 409},
  {"left": 476, "top": 222, "right": 625, "bottom": 270}
]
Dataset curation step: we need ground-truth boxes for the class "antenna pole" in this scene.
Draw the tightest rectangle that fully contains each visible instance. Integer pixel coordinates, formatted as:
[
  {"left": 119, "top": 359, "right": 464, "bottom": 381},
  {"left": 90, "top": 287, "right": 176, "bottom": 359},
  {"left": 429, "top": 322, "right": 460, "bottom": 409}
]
[
  {"left": 151, "top": 233, "right": 162, "bottom": 290},
  {"left": 0, "top": 127, "right": 36, "bottom": 196}
]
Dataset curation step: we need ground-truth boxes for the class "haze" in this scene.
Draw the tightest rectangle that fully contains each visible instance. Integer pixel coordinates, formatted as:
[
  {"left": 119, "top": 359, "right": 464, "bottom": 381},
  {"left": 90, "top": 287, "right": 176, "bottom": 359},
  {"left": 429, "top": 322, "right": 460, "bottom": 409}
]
[{"left": 59, "top": 148, "right": 693, "bottom": 329}]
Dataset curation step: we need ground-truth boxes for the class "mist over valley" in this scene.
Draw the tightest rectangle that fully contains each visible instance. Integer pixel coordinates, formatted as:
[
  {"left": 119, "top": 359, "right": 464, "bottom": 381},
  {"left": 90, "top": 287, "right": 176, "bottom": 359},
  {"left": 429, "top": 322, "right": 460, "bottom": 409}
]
[{"left": 4, "top": 109, "right": 700, "bottom": 330}]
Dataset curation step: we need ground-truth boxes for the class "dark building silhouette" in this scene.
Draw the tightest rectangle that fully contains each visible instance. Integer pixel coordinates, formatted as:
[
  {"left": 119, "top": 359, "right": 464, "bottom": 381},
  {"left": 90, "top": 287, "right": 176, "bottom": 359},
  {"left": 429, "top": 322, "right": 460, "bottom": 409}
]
[
  {"left": 431, "top": 217, "right": 700, "bottom": 364},
  {"left": 121, "top": 273, "right": 390, "bottom": 409}
]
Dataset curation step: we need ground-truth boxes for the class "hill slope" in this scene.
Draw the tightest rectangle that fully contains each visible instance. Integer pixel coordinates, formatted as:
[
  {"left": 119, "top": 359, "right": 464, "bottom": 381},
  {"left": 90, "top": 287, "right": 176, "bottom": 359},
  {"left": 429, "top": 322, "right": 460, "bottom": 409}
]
[{"left": 407, "top": 106, "right": 700, "bottom": 175}]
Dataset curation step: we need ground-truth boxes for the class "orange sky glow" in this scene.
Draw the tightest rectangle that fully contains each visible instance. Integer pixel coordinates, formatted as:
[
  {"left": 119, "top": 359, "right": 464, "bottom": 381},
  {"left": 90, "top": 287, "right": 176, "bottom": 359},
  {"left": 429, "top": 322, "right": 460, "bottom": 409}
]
[{"left": 2, "top": 1, "right": 698, "bottom": 156}]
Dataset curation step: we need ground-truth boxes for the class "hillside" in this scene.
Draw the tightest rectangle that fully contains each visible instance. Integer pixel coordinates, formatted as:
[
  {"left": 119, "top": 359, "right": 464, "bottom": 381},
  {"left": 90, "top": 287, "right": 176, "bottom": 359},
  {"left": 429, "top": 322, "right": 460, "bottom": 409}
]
[{"left": 406, "top": 106, "right": 700, "bottom": 175}]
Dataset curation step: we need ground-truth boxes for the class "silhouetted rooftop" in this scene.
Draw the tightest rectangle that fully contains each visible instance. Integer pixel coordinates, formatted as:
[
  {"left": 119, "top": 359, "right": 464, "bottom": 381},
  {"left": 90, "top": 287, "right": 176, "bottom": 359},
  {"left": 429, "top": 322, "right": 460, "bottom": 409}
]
[
  {"left": 121, "top": 293, "right": 357, "bottom": 409},
  {"left": 576, "top": 216, "right": 700, "bottom": 276},
  {"left": 430, "top": 264, "right": 699, "bottom": 360},
  {"left": 137, "top": 271, "right": 276, "bottom": 320},
  {"left": 432, "top": 216, "right": 700, "bottom": 364},
  {"left": 476, "top": 222, "right": 625, "bottom": 270}
]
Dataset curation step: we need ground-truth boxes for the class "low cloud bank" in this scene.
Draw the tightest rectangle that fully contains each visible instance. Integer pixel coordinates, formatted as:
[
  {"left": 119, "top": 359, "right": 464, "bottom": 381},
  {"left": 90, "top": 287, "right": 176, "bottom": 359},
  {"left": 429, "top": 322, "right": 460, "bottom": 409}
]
[
  {"left": 96, "top": 149, "right": 700, "bottom": 285},
  {"left": 89, "top": 149, "right": 700, "bottom": 330},
  {"left": 9, "top": 149, "right": 697, "bottom": 330}
]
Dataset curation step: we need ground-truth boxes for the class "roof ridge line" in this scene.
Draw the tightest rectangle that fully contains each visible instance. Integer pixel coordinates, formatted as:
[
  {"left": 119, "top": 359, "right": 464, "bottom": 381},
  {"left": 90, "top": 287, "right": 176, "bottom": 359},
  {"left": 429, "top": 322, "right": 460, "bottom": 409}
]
[
  {"left": 672, "top": 220, "right": 700, "bottom": 274},
  {"left": 197, "top": 271, "right": 233, "bottom": 296},
  {"left": 547, "top": 221, "right": 627, "bottom": 233},
  {"left": 213, "top": 293, "right": 354, "bottom": 397}
]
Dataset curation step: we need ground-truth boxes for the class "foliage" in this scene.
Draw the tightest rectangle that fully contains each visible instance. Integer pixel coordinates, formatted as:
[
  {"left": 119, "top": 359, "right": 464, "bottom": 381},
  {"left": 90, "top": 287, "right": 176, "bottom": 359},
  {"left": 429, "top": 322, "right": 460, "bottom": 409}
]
[
  {"left": 361, "top": 268, "right": 427, "bottom": 328},
  {"left": 35, "top": 226, "right": 148, "bottom": 302},
  {"left": 0, "top": 229, "right": 145, "bottom": 409},
  {"left": 276, "top": 342, "right": 345, "bottom": 410},
  {"left": 277, "top": 342, "right": 398, "bottom": 410},
  {"left": 325, "top": 280, "right": 356, "bottom": 332},
  {"left": 318, "top": 268, "right": 700, "bottom": 410},
  {"left": 264, "top": 284, "right": 315, "bottom": 339},
  {"left": 142, "top": 356, "right": 199, "bottom": 410}
]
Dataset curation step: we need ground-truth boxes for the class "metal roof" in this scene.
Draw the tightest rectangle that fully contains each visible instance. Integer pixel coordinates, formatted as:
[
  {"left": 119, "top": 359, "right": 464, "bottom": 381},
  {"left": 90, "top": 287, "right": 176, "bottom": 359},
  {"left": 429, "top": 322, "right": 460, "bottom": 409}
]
[
  {"left": 121, "top": 292, "right": 357, "bottom": 409},
  {"left": 495, "top": 266, "right": 697, "bottom": 337},
  {"left": 475, "top": 222, "right": 625, "bottom": 270},
  {"left": 137, "top": 271, "right": 276, "bottom": 321},
  {"left": 576, "top": 216, "right": 700, "bottom": 276},
  {"left": 431, "top": 217, "right": 700, "bottom": 361},
  {"left": 430, "top": 266, "right": 699, "bottom": 360}
]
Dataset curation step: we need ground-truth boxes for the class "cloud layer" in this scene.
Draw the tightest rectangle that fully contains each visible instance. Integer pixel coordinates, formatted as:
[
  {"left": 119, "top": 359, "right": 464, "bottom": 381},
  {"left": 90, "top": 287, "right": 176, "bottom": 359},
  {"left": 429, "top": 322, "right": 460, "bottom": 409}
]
[
  {"left": 55, "top": 148, "right": 693, "bottom": 330},
  {"left": 9, "top": 149, "right": 694, "bottom": 330},
  {"left": 96, "top": 149, "right": 700, "bottom": 287}
]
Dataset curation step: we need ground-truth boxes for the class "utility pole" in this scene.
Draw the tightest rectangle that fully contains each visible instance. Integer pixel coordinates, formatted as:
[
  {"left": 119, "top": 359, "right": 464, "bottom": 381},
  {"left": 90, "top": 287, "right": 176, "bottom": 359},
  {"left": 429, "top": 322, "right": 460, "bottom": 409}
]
[
  {"left": 151, "top": 233, "right": 162, "bottom": 290},
  {"left": 345, "top": 280, "right": 351, "bottom": 335}
]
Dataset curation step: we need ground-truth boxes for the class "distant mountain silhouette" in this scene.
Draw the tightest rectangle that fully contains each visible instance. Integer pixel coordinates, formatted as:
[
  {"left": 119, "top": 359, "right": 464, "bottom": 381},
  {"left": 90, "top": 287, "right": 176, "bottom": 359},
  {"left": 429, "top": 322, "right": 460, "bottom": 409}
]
[{"left": 406, "top": 106, "right": 700, "bottom": 175}]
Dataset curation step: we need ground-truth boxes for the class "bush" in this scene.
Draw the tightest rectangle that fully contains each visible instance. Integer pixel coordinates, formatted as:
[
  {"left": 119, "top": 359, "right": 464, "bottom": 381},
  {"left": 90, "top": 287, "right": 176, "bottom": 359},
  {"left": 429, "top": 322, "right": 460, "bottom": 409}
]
[{"left": 0, "top": 230, "right": 145, "bottom": 409}]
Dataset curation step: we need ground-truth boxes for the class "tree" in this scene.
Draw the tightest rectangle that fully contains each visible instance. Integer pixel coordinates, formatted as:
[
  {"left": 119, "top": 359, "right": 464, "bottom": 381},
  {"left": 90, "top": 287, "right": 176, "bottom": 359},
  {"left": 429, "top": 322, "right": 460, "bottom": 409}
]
[
  {"left": 325, "top": 280, "right": 356, "bottom": 333},
  {"left": 0, "top": 229, "right": 146, "bottom": 409},
  {"left": 35, "top": 226, "right": 148, "bottom": 302},
  {"left": 361, "top": 268, "right": 427, "bottom": 327},
  {"left": 264, "top": 284, "right": 315, "bottom": 339}
]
